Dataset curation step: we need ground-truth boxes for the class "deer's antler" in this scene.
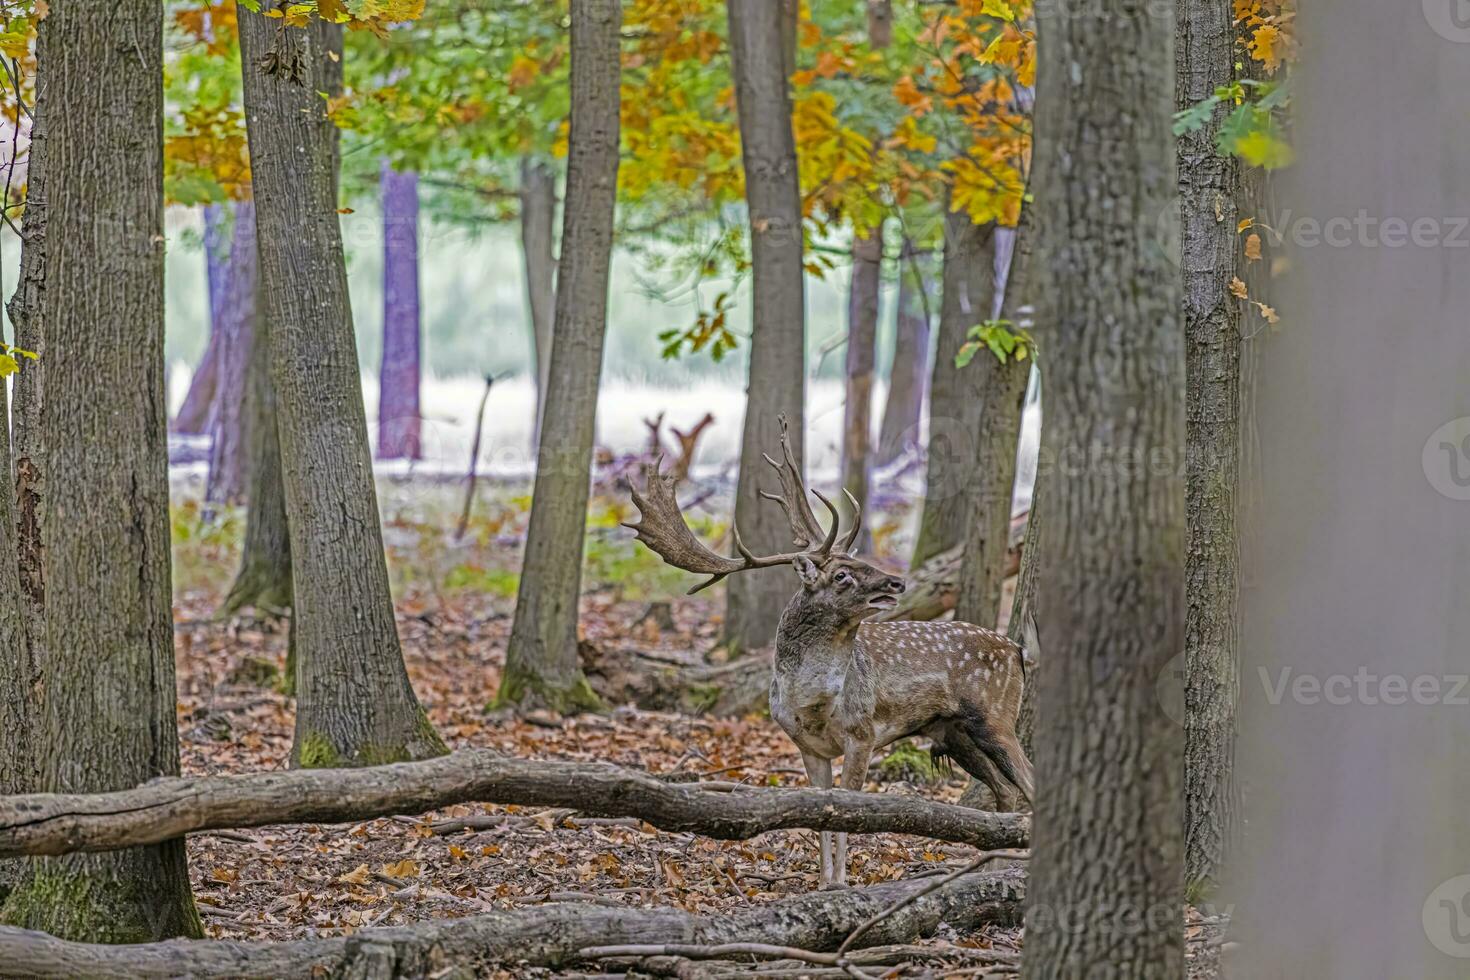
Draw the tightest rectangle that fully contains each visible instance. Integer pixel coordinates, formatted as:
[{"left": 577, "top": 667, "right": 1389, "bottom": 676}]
[
  {"left": 623, "top": 456, "right": 807, "bottom": 595},
  {"left": 760, "top": 415, "right": 843, "bottom": 554}
]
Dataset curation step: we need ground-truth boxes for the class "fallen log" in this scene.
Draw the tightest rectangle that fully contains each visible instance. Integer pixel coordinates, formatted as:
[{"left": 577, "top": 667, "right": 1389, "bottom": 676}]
[
  {"left": 0, "top": 750, "right": 1029, "bottom": 859},
  {"left": 0, "top": 867, "right": 1024, "bottom": 978},
  {"left": 874, "top": 511, "right": 1027, "bottom": 624}
]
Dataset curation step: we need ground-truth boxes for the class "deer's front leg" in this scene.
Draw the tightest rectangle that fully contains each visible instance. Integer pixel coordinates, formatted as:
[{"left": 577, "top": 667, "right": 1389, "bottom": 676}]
[
  {"left": 831, "top": 741, "right": 874, "bottom": 888},
  {"left": 800, "top": 751, "right": 835, "bottom": 886}
]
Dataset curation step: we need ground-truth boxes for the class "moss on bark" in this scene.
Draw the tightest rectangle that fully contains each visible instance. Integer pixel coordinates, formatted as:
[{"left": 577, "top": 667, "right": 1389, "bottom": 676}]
[{"left": 1, "top": 848, "right": 202, "bottom": 942}]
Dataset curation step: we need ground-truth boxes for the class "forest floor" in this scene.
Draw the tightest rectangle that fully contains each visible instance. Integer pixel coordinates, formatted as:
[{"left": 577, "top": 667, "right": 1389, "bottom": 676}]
[{"left": 167, "top": 476, "right": 1228, "bottom": 978}]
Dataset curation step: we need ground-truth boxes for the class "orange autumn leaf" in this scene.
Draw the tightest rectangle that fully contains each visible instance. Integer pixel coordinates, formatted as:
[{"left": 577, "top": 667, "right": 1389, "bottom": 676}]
[{"left": 1244, "top": 233, "right": 1263, "bottom": 261}]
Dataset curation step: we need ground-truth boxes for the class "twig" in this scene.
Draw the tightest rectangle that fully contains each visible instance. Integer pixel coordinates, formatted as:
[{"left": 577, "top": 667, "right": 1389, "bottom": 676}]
[{"left": 577, "top": 942, "right": 840, "bottom": 966}]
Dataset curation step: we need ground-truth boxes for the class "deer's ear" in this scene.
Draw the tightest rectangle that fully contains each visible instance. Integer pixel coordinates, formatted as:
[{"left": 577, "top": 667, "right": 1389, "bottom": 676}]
[{"left": 793, "top": 555, "right": 820, "bottom": 587}]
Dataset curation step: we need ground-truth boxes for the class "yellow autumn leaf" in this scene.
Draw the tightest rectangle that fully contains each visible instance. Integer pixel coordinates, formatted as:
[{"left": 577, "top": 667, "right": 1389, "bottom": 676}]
[
  {"left": 1238, "top": 217, "right": 1255, "bottom": 232},
  {"left": 1250, "top": 24, "right": 1283, "bottom": 73},
  {"left": 337, "top": 863, "right": 371, "bottom": 885},
  {"left": 382, "top": 859, "right": 419, "bottom": 879},
  {"left": 981, "top": 0, "right": 1016, "bottom": 21}
]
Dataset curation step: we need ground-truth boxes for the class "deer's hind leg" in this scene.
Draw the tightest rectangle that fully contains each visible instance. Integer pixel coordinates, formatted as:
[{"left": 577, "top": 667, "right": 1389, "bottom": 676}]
[
  {"left": 955, "top": 712, "right": 1033, "bottom": 806},
  {"left": 927, "top": 719, "right": 1017, "bottom": 811},
  {"left": 800, "top": 751, "right": 836, "bottom": 886}
]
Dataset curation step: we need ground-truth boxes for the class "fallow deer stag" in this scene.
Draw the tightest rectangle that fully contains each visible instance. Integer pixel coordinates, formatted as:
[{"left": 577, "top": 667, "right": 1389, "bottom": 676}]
[{"left": 624, "top": 418, "right": 1035, "bottom": 887}]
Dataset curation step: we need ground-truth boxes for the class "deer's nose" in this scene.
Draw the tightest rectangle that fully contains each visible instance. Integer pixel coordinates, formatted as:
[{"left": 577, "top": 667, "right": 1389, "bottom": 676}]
[{"left": 885, "top": 576, "right": 906, "bottom": 595}]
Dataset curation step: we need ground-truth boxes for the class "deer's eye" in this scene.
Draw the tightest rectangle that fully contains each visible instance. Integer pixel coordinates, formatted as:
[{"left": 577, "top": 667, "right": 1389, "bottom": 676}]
[{"left": 834, "top": 570, "right": 853, "bottom": 587}]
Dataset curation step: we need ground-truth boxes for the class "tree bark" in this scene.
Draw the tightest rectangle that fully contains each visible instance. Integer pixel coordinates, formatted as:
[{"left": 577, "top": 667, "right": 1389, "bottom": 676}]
[
  {"left": 172, "top": 205, "right": 229, "bottom": 435},
  {"left": 954, "top": 203, "right": 1034, "bottom": 627},
  {"left": 238, "top": 7, "right": 445, "bottom": 766},
  {"left": 876, "top": 239, "right": 931, "bottom": 467},
  {"left": 866, "top": 0, "right": 893, "bottom": 48},
  {"left": 204, "top": 201, "right": 258, "bottom": 506},
  {"left": 377, "top": 162, "right": 422, "bottom": 460},
  {"left": 1177, "top": 0, "right": 1241, "bottom": 899},
  {"left": 496, "top": 0, "right": 622, "bottom": 713},
  {"left": 840, "top": 230, "right": 882, "bottom": 553},
  {"left": 0, "top": 751, "right": 1029, "bottom": 859},
  {"left": 0, "top": 0, "right": 202, "bottom": 942},
  {"left": 0, "top": 354, "right": 33, "bottom": 903},
  {"left": 520, "top": 156, "right": 557, "bottom": 450},
  {"left": 220, "top": 276, "right": 293, "bottom": 619},
  {"left": 0, "top": 869, "right": 1023, "bottom": 979},
  {"left": 1021, "top": 0, "right": 1185, "bottom": 971},
  {"left": 723, "top": 0, "right": 807, "bottom": 653},
  {"left": 912, "top": 204, "right": 997, "bottom": 567}
]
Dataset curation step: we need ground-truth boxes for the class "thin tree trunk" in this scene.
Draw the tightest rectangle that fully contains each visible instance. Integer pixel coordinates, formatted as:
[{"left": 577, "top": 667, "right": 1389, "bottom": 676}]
[
  {"left": 520, "top": 157, "right": 557, "bottom": 450},
  {"left": 204, "top": 201, "right": 257, "bottom": 506},
  {"left": 876, "top": 239, "right": 931, "bottom": 467},
  {"left": 1022, "top": 0, "right": 1185, "bottom": 970},
  {"left": 912, "top": 203, "right": 997, "bottom": 567},
  {"left": 377, "top": 162, "right": 422, "bottom": 460},
  {"left": 171, "top": 204, "right": 228, "bottom": 435},
  {"left": 1177, "top": 0, "right": 1240, "bottom": 899},
  {"left": 866, "top": 0, "right": 893, "bottom": 48},
  {"left": 455, "top": 375, "right": 496, "bottom": 541},
  {"left": 0, "top": 0, "right": 201, "bottom": 941},
  {"left": 723, "top": 0, "right": 807, "bottom": 653},
  {"left": 220, "top": 278, "right": 293, "bottom": 620},
  {"left": 238, "top": 8, "right": 445, "bottom": 766},
  {"left": 840, "top": 229, "right": 881, "bottom": 553},
  {"left": 954, "top": 203, "right": 1034, "bottom": 627},
  {"left": 496, "top": 0, "right": 621, "bottom": 713}
]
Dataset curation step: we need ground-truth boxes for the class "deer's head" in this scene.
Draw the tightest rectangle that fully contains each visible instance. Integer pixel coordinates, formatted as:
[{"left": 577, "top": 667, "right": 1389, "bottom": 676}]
[{"left": 623, "top": 415, "right": 902, "bottom": 620}]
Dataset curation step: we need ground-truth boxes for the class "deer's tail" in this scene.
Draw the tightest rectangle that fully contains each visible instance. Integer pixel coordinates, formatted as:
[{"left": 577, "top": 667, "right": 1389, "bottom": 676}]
[{"left": 1017, "top": 609, "right": 1040, "bottom": 685}]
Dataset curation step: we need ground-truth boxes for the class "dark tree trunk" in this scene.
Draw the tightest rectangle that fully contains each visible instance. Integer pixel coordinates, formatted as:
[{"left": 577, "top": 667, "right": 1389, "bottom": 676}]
[
  {"left": 0, "top": 355, "right": 34, "bottom": 903},
  {"left": 377, "top": 162, "right": 422, "bottom": 461},
  {"left": 866, "top": 0, "right": 893, "bottom": 48},
  {"left": 1178, "top": 0, "right": 1241, "bottom": 899},
  {"left": 876, "top": 239, "right": 931, "bottom": 467},
  {"left": 171, "top": 205, "right": 228, "bottom": 435},
  {"left": 496, "top": 0, "right": 621, "bottom": 713},
  {"left": 520, "top": 156, "right": 557, "bottom": 450},
  {"left": 204, "top": 201, "right": 258, "bottom": 506},
  {"left": 723, "top": 0, "right": 807, "bottom": 653},
  {"left": 0, "top": 0, "right": 201, "bottom": 941},
  {"left": 238, "top": 8, "right": 445, "bottom": 766},
  {"left": 840, "top": 230, "right": 881, "bottom": 553},
  {"left": 220, "top": 280, "right": 293, "bottom": 620},
  {"left": 954, "top": 203, "right": 1034, "bottom": 627},
  {"left": 1021, "top": 0, "right": 1185, "bottom": 971},
  {"left": 912, "top": 204, "right": 997, "bottom": 567}
]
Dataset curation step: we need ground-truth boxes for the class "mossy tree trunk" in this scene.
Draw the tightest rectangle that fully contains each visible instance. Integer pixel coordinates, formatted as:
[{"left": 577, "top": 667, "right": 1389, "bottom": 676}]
[
  {"left": 912, "top": 203, "right": 997, "bottom": 567},
  {"left": 875, "top": 239, "right": 932, "bottom": 467},
  {"left": 496, "top": 0, "right": 621, "bottom": 714},
  {"left": 1178, "top": 0, "right": 1241, "bottom": 898},
  {"left": 220, "top": 278, "right": 293, "bottom": 621},
  {"left": 1022, "top": 0, "right": 1185, "bottom": 969},
  {"left": 238, "top": 7, "right": 445, "bottom": 766},
  {"left": 204, "top": 201, "right": 257, "bottom": 506},
  {"left": 723, "top": 0, "right": 807, "bottom": 653},
  {"left": 840, "top": 229, "right": 882, "bottom": 553},
  {"left": 954, "top": 202, "right": 1034, "bottom": 627},
  {"left": 520, "top": 156, "right": 557, "bottom": 450},
  {"left": 0, "top": 0, "right": 202, "bottom": 940}
]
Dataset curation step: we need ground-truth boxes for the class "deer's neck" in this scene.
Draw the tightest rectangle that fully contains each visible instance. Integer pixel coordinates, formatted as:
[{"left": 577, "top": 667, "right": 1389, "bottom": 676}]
[{"left": 774, "top": 592, "right": 859, "bottom": 671}]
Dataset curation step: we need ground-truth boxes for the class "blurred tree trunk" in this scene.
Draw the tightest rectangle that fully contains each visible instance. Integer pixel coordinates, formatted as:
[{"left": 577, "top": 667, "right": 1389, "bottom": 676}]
[
  {"left": 378, "top": 162, "right": 422, "bottom": 460},
  {"left": 912, "top": 203, "right": 996, "bottom": 567},
  {"left": 172, "top": 205, "right": 228, "bottom": 434},
  {"left": 204, "top": 201, "right": 258, "bottom": 506},
  {"left": 496, "top": 0, "right": 621, "bottom": 714},
  {"left": 239, "top": 7, "right": 445, "bottom": 766},
  {"left": 954, "top": 202, "right": 1034, "bottom": 627},
  {"left": 0, "top": 0, "right": 202, "bottom": 941},
  {"left": 0, "top": 354, "right": 33, "bottom": 904},
  {"left": 840, "top": 229, "right": 881, "bottom": 553},
  {"left": 521, "top": 157, "right": 557, "bottom": 450},
  {"left": 724, "top": 0, "right": 807, "bottom": 653},
  {"left": 866, "top": 0, "right": 893, "bottom": 48},
  {"left": 1022, "top": 0, "right": 1185, "bottom": 970},
  {"left": 876, "top": 239, "right": 931, "bottom": 467},
  {"left": 221, "top": 279, "right": 293, "bottom": 621},
  {"left": 1178, "top": 0, "right": 1241, "bottom": 898}
]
